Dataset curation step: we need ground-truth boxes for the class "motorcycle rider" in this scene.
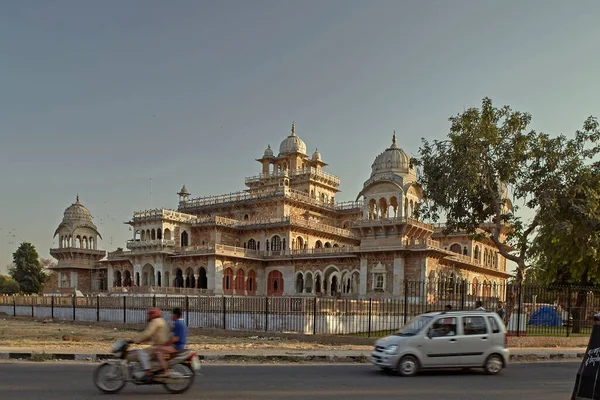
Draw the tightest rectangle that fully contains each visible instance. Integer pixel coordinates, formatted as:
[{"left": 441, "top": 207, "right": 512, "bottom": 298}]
[{"left": 131, "top": 307, "right": 172, "bottom": 378}]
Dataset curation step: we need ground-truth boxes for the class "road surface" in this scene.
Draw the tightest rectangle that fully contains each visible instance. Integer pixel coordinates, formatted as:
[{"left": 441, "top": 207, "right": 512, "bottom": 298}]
[{"left": 0, "top": 361, "right": 579, "bottom": 399}]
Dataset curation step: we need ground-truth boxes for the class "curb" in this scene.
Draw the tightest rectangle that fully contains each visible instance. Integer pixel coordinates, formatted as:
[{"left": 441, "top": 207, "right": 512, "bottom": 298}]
[{"left": 0, "top": 351, "right": 586, "bottom": 363}]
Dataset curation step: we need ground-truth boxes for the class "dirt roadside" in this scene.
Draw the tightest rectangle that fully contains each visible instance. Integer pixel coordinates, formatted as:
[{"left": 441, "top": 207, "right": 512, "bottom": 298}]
[{"left": 0, "top": 316, "right": 589, "bottom": 353}]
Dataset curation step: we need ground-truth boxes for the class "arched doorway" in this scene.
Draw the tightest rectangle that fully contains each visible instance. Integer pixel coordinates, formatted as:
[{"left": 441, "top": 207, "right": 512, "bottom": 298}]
[
  {"left": 267, "top": 270, "right": 284, "bottom": 296},
  {"left": 174, "top": 268, "right": 184, "bottom": 288},
  {"left": 114, "top": 270, "right": 122, "bottom": 287},
  {"left": 123, "top": 270, "right": 132, "bottom": 287},
  {"left": 223, "top": 268, "right": 233, "bottom": 294},
  {"left": 142, "top": 264, "right": 155, "bottom": 286},
  {"left": 197, "top": 267, "right": 208, "bottom": 289}
]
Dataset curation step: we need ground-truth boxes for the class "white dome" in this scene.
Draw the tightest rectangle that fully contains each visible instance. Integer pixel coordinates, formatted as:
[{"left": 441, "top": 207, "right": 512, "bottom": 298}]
[
  {"left": 312, "top": 148, "right": 321, "bottom": 161},
  {"left": 62, "top": 196, "right": 93, "bottom": 222},
  {"left": 370, "top": 134, "right": 412, "bottom": 175},
  {"left": 54, "top": 195, "right": 102, "bottom": 239},
  {"left": 264, "top": 145, "right": 274, "bottom": 157},
  {"left": 279, "top": 122, "right": 307, "bottom": 155}
]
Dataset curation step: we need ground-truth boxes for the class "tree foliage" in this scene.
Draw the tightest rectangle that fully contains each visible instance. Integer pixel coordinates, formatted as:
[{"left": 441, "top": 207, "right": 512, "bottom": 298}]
[
  {"left": 529, "top": 140, "right": 600, "bottom": 284},
  {"left": 0, "top": 275, "right": 20, "bottom": 294},
  {"left": 9, "top": 242, "right": 47, "bottom": 294},
  {"left": 416, "top": 97, "right": 599, "bottom": 285}
]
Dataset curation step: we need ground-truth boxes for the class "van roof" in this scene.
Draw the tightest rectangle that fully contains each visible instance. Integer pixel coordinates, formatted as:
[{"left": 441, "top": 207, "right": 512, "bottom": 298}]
[{"left": 422, "top": 310, "right": 497, "bottom": 317}]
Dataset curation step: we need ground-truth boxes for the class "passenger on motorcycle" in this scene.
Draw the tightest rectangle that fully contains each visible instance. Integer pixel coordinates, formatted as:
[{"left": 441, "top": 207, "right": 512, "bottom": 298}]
[{"left": 131, "top": 307, "right": 173, "bottom": 377}]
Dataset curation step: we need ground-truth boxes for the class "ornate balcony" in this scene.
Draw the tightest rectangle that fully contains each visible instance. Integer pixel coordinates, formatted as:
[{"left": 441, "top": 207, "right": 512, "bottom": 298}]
[{"left": 126, "top": 239, "right": 176, "bottom": 252}]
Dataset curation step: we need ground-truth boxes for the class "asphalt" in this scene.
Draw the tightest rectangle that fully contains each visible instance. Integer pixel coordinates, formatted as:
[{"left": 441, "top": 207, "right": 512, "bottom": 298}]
[{"left": 0, "top": 361, "right": 581, "bottom": 399}]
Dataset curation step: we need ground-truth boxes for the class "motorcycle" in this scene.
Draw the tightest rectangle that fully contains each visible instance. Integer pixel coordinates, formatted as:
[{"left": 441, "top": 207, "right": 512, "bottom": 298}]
[{"left": 93, "top": 339, "right": 201, "bottom": 394}]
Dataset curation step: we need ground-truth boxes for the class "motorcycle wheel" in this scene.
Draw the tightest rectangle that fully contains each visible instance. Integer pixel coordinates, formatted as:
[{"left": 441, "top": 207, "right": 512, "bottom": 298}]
[
  {"left": 93, "top": 362, "right": 127, "bottom": 394},
  {"left": 163, "top": 363, "right": 195, "bottom": 394}
]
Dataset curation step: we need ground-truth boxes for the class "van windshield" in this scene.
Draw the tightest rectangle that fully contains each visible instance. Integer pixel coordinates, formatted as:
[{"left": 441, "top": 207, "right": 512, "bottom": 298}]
[{"left": 393, "top": 315, "right": 433, "bottom": 336}]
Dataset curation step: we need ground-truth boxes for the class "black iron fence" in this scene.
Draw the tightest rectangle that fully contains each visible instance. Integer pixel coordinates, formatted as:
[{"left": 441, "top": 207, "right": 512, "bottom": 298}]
[{"left": 1, "top": 281, "right": 598, "bottom": 337}]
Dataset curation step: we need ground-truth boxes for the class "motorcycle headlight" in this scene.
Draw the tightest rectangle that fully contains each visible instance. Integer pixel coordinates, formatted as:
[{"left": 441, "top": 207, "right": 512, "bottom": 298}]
[{"left": 384, "top": 345, "right": 399, "bottom": 355}]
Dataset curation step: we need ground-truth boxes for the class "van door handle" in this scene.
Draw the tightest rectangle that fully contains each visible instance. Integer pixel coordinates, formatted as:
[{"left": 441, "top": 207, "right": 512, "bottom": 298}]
[
  {"left": 482, "top": 337, "right": 488, "bottom": 340},
  {"left": 449, "top": 339, "right": 457, "bottom": 342}
]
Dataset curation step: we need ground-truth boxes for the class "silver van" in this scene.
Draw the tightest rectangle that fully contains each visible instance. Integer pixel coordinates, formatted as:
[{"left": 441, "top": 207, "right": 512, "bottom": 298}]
[{"left": 370, "top": 310, "right": 509, "bottom": 376}]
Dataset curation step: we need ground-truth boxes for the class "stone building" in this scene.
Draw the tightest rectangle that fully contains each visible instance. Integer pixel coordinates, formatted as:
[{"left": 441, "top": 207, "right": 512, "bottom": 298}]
[
  {"left": 45, "top": 196, "right": 106, "bottom": 294},
  {"left": 96, "top": 123, "right": 511, "bottom": 299}
]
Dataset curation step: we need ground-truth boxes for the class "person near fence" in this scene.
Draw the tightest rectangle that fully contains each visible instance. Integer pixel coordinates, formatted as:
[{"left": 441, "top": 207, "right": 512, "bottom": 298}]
[
  {"left": 497, "top": 302, "right": 506, "bottom": 321},
  {"left": 167, "top": 307, "right": 188, "bottom": 352},
  {"left": 475, "top": 301, "right": 486, "bottom": 311},
  {"left": 131, "top": 307, "right": 172, "bottom": 378}
]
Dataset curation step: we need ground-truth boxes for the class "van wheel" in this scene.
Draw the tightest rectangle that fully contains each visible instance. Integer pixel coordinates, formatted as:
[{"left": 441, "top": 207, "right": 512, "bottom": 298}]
[
  {"left": 483, "top": 355, "right": 504, "bottom": 375},
  {"left": 397, "top": 356, "right": 419, "bottom": 377}
]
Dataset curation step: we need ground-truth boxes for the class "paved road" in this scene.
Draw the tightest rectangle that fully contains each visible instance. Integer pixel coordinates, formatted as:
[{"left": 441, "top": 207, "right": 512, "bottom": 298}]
[{"left": 0, "top": 361, "right": 580, "bottom": 399}]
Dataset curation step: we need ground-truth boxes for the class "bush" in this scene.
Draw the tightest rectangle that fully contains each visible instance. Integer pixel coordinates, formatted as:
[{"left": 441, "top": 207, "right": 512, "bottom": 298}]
[{"left": 0, "top": 275, "right": 20, "bottom": 294}]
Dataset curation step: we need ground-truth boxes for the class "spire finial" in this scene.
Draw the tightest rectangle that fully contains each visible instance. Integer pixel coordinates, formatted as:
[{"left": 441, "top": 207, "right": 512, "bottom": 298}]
[
  {"left": 291, "top": 121, "right": 296, "bottom": 136},
  {"left": 76, "top": 194, "right": 80, "bottom": 203},
  {"left": 392, "top": 131, "right": 396, "bottom": 144}
]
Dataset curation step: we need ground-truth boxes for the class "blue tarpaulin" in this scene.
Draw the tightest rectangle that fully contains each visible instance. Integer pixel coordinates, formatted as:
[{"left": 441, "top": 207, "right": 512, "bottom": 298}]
[{"left": 528, "top": 306, "right": 563, "bottom": 327}]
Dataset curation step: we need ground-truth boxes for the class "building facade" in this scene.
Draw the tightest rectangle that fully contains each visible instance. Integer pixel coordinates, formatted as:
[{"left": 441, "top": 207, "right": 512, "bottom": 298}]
[{"left": 48, "top": 124, "right": 511, "bottom": 298}]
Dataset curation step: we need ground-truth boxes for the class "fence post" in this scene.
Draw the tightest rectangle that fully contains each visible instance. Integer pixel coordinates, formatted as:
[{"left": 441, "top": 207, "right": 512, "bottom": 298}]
[
  {"left": 461, "top": 280, "right": 467, "bottom": 310},
  {"left": 72, "top": 296, "right": 76, "bottom": 321},
  {"left": 13, "top": 295, "right": 16, "bottom": 317},
  {"left": 566, "top": 286, "right": 572, "bottom": 337},
  {"left": 153, "top": 295, "right": 156, "bottom": 308},
  {"left": 222, "top": 296, "right": 226, "bottom": 330},
  {"left": 264, "top": 297, "right": 269, "bottom": 332},
  {"left": 32, "top": 296, "right": 35, "bottom": 318},
  {"left": 96, "top": 295, "right": 100, "bottom": 322},
  {"left": 368, "top": 298, "right": 373, "bottom": 338},
  {"left": 51, "top": 296, "right": 54, "bottom": 320},
  {"left": 403, "top": 281, "right": 409, "bottom": 325},
  {"left": 123, "top": 296, "right": 127, "bottom": 324},
  {"left": 185, "top": 296, "right": 190, "bottom": 327},
  {"left": 312, "top": 297, "right": 317, "bottom": 335},
  {"left": 516, "top": 285, "right": 523, "bottom": 337}
]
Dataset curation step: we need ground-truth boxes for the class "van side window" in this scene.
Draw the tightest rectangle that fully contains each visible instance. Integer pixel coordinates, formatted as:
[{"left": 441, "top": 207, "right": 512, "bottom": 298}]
[
  {"left": 428, "top": 317, "right": 457, "bottom": 338},
  {"left": 462, "top": 316, "right": 487, "bottom": 335},
  {"left": 487, "top": 316, "right": 501, "bottom": 333}
]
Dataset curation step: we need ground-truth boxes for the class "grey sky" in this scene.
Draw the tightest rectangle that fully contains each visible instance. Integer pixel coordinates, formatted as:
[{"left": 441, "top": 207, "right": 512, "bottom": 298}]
[{"left": 1, "top": 1, "right": 598, "bottom": 272}]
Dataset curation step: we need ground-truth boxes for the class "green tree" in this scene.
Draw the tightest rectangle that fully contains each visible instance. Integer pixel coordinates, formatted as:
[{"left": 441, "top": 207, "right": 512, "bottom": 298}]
[
  {"left": 0, "top": 275, "right": 20, "bottom": 294},
  {"left": 9, "top": 242, "right": 47, "bottom": 294},
  {"left": 529, "top": 165, "right": 600, "bottom": 332},
  {"left": 416, "top": 98, "right": 599, "bottom": 287}
]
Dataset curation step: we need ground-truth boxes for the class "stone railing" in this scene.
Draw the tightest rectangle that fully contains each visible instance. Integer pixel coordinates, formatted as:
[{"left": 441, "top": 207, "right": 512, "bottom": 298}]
[
  {"left": 245, "top": 168, "right": 341, "bottom": 186},
  {"left": 132, "top": 209, "right": 197, "bottom": 223},
  {"left": 109, "top": 286, "right": 212, "bottom": 295},
  {"left": 288, "top": 246, "right": 358, "bottom": 256},
  {"left": 335, "top": 200, "right": 363, "bottom": 211},
  {"left": 193, "top": 216, "right": 240, "bottom": 227},
  {"left": 126, "top": 239, "right": 176, "bottom": 250},
  {"left": 352, "top": 216, "right": 434, "bottom": 231},
  {"left": 289, "top": 215, "right": 359, "bottom": 239}
]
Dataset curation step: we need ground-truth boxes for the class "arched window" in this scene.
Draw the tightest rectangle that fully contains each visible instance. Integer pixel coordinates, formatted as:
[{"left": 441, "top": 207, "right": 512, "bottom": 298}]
[
  {"left": 198, "top": 267, "right": 208, "bottom": 289},
  {"left": 247, "top": 239, "right": 257, "bottom": 250},
  {"left": 324, "top": 242, "right": 331, "bottom": 248},
  {"left": 151, "top": 229, "right": 156, "bottom": 240},
  {"left": 157, "top": 229, "right": 162, "bottom": 240},
  {"left": 267, "top": 270, "right": 284, "bottom": 296},
  {"left": 223, "top": 268, "right": 233, "bottom": 294},
  {"left": 296, "top": 273, "right": 304, "bottom": 293},
  {"left": 315, "top": 240, "right": 323, "bottom": 249},
  {"left": 114, "top": 270, "right": 122, "bottom": 287},
  {"left": 450, "top": 244, "right": 462, "bottom": 254},
  {"left": 174, "top": 268, "right": 184, "bottom": 288},
  {"left": 474, "top": 245, "right": 481, "bottom": 262},
  {"left": 123, "top": 270, "right": 131, "bottom": 287},
  {"left": 244, "top": 214, "right": 249, "bottom": 221},
  {"left": 246, "top": 270, "right": 256, "bottom": 295},
  {"left": 235, "top": 269, "right": 245, "bottom": 295},
  {"left": 271, "top": 235, "right": 282, "bottom": 251},
  {"left": 463, "top": 246, "right": 468, "bottom": 256},
  {"left": 472, "top": 278, "right": 479, "bottom": 297},
  {"left": 181, "top": 231, "right": 189, "bottom": 247},
  {"left": 164, "top": 229, "right": 172, "bottom": 240}
]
